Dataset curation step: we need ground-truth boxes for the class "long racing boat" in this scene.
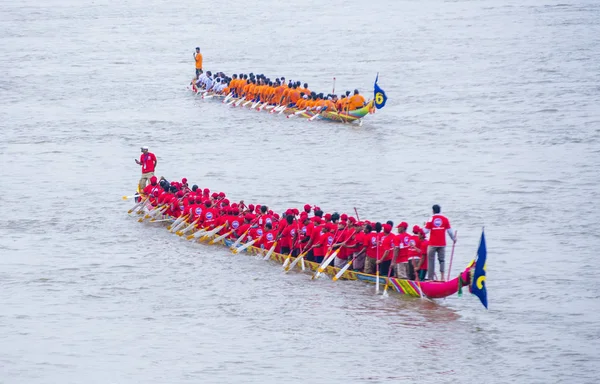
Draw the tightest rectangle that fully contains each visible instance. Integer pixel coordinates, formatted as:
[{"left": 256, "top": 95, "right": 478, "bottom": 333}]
[{"left": 130, "top": 199, "right": 478, "bottom": 301}]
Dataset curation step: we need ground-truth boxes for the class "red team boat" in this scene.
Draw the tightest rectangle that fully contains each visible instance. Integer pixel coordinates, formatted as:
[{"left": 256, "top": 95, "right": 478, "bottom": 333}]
[{"left": 126, "top": 191, "right": 484, "bottom": 303}]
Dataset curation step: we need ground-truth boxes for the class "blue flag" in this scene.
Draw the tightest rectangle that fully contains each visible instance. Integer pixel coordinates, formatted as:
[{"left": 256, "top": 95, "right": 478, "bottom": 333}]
[
  {"left": 471, "top": 230, "right": 488, "bottom": 309},
  {"left": 373, "top": 73, "right": 387, "bottom": 109}
]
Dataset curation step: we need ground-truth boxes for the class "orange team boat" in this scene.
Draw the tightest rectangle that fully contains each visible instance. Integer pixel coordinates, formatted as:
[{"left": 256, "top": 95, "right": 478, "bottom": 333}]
[
  {"left": 189, "top": 75, "right": 388, "bottom": 125},
  {"left": 130, "top": 199, "right": 482, "bottom": 302}
]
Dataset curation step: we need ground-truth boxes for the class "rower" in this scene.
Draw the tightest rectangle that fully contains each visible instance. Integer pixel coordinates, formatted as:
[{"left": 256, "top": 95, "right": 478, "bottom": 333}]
[{"left": 348, "top": 89, "right": 366, "bottom": 111}]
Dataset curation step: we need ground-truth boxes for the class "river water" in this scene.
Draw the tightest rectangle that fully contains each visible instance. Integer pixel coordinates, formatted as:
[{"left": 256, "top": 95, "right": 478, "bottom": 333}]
[{"left": 1, "top": 0, "right": 599, "bottom": 383}]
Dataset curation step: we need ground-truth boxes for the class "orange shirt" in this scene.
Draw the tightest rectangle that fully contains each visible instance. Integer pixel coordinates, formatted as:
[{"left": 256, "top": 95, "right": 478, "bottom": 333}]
[
  {"left": 266, "top": 87, "right": 275, "bottom": 103},
  {"left": 247, "top": 84, "right": 256, "bottom": 99},
  {"left": 222, "top": 86, "right": 230, "bottom": 95},
  {"left": 289, "top": 90, "right": 301, "bottom": 104},
  {"left": 194, "top": 53, "right": 203, "bottom": 69},
  {"left": 348, "top": 94, "right": 366, "bottom": 110},
  {"left": 281, "top": 88, "right": 291, "bottom": 104},
  {"left": 273, "top": 86, "right": 285, "bottom": 104},
  {"left": 242, "top": 83, "right": 251, "bottom": 98},
  {"left": 324, "top": 100, "right": 337, "bottom": 112},
  {"left": 239, "top": 81, "right": 246, "bottom": 95}
]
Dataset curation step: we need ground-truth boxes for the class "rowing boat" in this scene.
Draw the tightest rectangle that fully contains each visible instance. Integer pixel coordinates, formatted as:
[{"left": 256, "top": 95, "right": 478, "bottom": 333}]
[
  {"left": 133, "top": 202, "right": 475, "bottom": 300},
  {"left": 194, "top": 90, "right": 375, "bottom": 124}
]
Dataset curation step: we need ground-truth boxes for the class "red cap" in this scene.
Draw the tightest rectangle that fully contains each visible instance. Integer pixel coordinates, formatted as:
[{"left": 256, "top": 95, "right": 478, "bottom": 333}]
[
  {"left": 231, "top": 203, "right": 238, "bottom": 208},
  {"left": 328, "top": 223, "right": 337, "bottom": 231},
  {"left": 222, "top": 199, "right": 230, "bottom": 206},
  {"left": 248, "top": 204, "right": 255, "bottom": 212},
  {"left": 150, "top": 176, "right": 157, "bottom": 183},
  {"left": 311, "top": 217, "right": 321, "bottom": 224},
  {"left": 203, "top": 188, "right": 210, "bottom": 195},
  {"left": 182, "top": 178, "right": 187, "bottom": 184},
  {"left": 211, "top": 192, "right": 218, "bottom": 198},
  {"left": 304, "top": 204, "right": 311, "bottom": 212},
  {"left": 412, "top": 225, "right": 421, "bottom": 233},
  {"left": 176, "top": 191, "right": 184, "bottom": 198},
  {"left": 341, "top": 213, "right": 348, "bottom": 221},
  {"left": 285, "top": 209, "right": 293, "bottom": 215},
  {"left": 383, "top": 224, "right": 392, "bottom": 233},
  {"left": 274, "top": 213, "right": 280, "bottom": 219},
  {"left": 349, "top": 216, "right": 357, "bottom": 223},
  {"left": 396, "top": 222, "right": 408, "bottom": 228},
  {"left": 219, "top": 192, "right": 225, "bottom": 197},
  {"left": 324, "top": 213, "right": 332, "bottom": 221},
  {"left": 292, "top": 208, "right": 299, "bottom": 215}
]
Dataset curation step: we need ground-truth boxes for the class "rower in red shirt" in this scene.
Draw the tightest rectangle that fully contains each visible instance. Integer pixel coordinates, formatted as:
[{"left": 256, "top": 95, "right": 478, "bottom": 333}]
[
  {"left": 423, "top": 204, "right": 456, "bottom": 281},
  {"left": 416, "top": 230, "right": 429, "bottom": 281},
  {"left": 277, "top": 214, "right": 295, "bottom": 255},
  {"left": 406, "top": 226, "right": 423, "bottom": 280},
  {"left": 260, "top": 222, "right": 277, "bottom": 252},
  {"left": 200, "top": 201, "right": 219, "bottom": 229},
  {"left": 363, "top": 222, "right": 382, "bottom": 275},
  {"left": 394, "top": 222, "right": 411, "bottom": 279},
  {"left": 376, "top": 224, "right": 395, "bottom": 277},
  {"left": 311, "top": 223, "right": 333, "bottom": 264}
]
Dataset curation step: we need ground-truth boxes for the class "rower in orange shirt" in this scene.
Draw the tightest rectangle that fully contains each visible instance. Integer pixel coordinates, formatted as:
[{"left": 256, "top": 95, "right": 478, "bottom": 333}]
[
  {"left": 323, "top": 96, "right": 337, "bottom": 113},
  {"left": 288, "top": 85, "right": 301, "bottom": 107},
  {"left": 273, "top": 81, "right": 286, "bottom": 105},
  {"left": 348, "top": 89, "right": 366, "bottom": 111},
  {"left": 280, "top": 85, "right": 291, "bottom": 106}
]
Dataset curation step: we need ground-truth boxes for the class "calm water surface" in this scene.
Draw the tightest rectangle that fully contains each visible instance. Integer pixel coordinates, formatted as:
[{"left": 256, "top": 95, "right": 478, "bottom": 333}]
[{"left": 1, "top": 0, "right": 599, "bottom": 383}]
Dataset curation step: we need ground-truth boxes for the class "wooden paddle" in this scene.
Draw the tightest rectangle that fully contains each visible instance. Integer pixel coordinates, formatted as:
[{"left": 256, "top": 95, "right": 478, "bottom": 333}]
[
  {"left": 233, "top": 237, "right": 260, "bottom": 254},
  {"left": 262, "top": 242, "right": 278, "bottom": 261},
  {"left": 311, "top": 249, "right": 339, "bottom": 280},
  {"left": 167, "top": 214, "right": 188, "bottom": 231},
  {"left": 127, "top": 197, "right": 147, "bottom": 214},
  {"left": 209, "top": 230, "right": 233, "bottom": 245},
  {"left": 176, "top": 217, "right": 200, "bottom": 236},
  {"left": 283, "top": 251, "right": 305, "bottom": 272}
]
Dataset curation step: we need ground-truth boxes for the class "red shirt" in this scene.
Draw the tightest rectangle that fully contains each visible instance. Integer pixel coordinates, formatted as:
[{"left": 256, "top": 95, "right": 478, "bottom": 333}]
[
  {"left": 353, "top": 232, "right": 366, "bottom": 254},
  {"left": 308, "top": 225, "right": 323, "bottom": 252},
  {"left": 249, "top": 227, "right": 264, "bottom": 240},
  {"left": 381, "top": 233, "right": 395, "bottom": 261},
  {"left": 425, "top": 214, "right": 451, "bottom": 246},
  {"left": 261, "top": 230, "right": 277, "bottom": 250},
  {"left": 396, "top": 232, "right": 412, "bottom": 263},
  {"left": 315, "top": 231, "right": 334, "bottom": 257},
  {"left": 201, "top": 207, "right": 218, "bottom": 227},
  {"left": 140, "top": 152, "right": 157, "bottom": 173},
  {"left": 190, "top": 205, "right": 203, "bottom": 221},
  {"left": 407, "top": 236, "right": 421, "bottom": 260},
  {"left": 279, "top": 223, "right": 293, "bottom": 248},
  {"left": 365, "top": 232, "right": 381, "bottom": 259}
]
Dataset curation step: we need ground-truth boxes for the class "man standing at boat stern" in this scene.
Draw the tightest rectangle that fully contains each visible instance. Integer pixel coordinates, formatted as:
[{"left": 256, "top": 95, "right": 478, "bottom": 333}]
[
  {"left": 136, "top": 146, "right": 157, "bottom": 191},
  {"left": 423, "top": 205, "right": 456, "bottom": 281},
  {"left": 194, "top": 47, "right": 203, "bottom": 77}
]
